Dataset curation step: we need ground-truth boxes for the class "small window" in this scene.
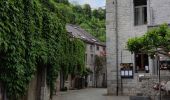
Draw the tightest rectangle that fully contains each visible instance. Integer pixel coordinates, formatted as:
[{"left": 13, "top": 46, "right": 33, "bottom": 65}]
[
  {"left": 103, "top": 47, "right": 105, "bottom": 51},
  {"left": 96, "top": 46, "right": 99, "bottom": 50},
  {"left": 134, "top": 0, "right": 147, "bottom": 25},
  {"left": 135, "top": 53, "right": 149, "bottom": 73},
  {"left": 90, "top": 45, "right": 93, "bottom": 52},
  {"left": 85, "top": 54, "right": 87, "bottom": 64},
  {"left": 91, "top": 54, "right": 94, "bottom": 65},
  {"left": 160, "top": 61, "right": 170, "bottom": 70}
]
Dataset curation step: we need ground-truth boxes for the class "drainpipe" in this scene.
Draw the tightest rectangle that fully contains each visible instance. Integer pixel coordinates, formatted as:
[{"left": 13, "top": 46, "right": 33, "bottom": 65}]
[{"left": 115, "top": 0, "right": 119, "bottom": 96}]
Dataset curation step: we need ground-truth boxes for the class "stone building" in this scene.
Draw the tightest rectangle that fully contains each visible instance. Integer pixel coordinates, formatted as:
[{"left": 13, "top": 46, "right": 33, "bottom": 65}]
[
  {"left": 66, "top": 24, "right": 107, "bottom": 88},
  {"left": 106, "top": 0, "right": 170, "bottom": 95}
]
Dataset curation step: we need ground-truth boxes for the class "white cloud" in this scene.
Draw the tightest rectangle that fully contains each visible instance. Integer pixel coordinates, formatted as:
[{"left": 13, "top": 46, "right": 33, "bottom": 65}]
[{"left": 82, "top": 0, "right": 94, "bottom": 4}]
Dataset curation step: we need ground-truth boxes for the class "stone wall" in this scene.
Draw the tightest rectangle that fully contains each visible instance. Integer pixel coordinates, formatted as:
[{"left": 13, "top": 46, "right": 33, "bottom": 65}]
[
  {"left": 136, "top": 75, "right": 170, "bottom": 96},
  {"left": 106, "top": 0, "right": 118, "bottom": 95},
  {"left": 106, "top": 0, "right": 170, "bottom": 95},
  {"left": 106, "top": 0, "right": 148, "bottom": 95},
  {"left": 137, "top": 75, "right": 170, "bottom": 100},
  {"left": 120, "top": 74, "right": 170, "bottom": 99},
  {"left": 149, "top": 0, "right": 170, "bottom": 25},
  {"left": 26, "top": 74, "right": 50, "bottom": 100},
  {"left": 26, "top": 74, "right": 37, "bottom": 100}
]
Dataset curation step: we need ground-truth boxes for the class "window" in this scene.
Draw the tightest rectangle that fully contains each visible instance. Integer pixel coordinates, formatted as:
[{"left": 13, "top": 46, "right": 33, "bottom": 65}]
[
  {"left": 103, "top": 47, "right": 105, "bottom": 51},
  {"left": 134, "top": 0, "right": 147, "bottom": 25},
  {"left": 90, "top": 45, "right": 93, "bottom": 52},
  {"left": 96, "top": 46, "right": 99, "bottom": 50},
  {"left": 160, "top": 61, "right": 170, "bottom": 70},
  {"left": 135, "top": 53, "right": 149, "bottom": 73},
  {"left": 91, "top": 54, "right": 94, "bottom": 65},
  {"left": 85, "top": 54, "right": 87, "bottom": 64}
]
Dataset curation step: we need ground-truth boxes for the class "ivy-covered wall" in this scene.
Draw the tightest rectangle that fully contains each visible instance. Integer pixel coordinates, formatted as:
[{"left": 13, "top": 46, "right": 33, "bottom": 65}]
[{"left": 0, "top": 0, "right": 85, "bottom": 99}]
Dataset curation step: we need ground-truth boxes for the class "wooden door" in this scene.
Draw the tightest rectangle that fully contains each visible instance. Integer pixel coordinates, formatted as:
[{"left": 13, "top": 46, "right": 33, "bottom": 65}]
[{"left": 36, "top": 65, "right": 46, "bottom": 100}]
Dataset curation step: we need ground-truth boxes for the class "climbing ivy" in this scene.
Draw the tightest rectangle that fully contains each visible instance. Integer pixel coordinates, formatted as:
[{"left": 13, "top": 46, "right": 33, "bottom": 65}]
[{"left": 0, "top": 0, "right": 85, "bottom": 99}]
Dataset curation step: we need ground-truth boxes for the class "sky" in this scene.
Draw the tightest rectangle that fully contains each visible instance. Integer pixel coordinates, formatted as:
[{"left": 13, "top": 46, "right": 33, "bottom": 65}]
[{"left": 69, "top": 0, "right": 106, "bottom": 9}]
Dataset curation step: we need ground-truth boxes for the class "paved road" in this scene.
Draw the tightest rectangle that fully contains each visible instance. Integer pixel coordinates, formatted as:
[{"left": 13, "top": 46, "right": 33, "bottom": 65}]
[{"left": 53, "top": 88, "right": 129, "bottom": 100}]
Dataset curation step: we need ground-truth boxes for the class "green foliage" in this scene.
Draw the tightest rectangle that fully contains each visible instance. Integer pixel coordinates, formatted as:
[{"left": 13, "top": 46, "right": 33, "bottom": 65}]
[
  {"left": 94, "top": 55, "right": 106, "bottom": 74},
  {"left": 53, "top": 0, "right": 69, "bottom": 5},
  {"left": 70, "top": 4, "right": 106, "bottom": 42},
  {"left": 0, "top": 0, "right": 85, "bottom": 99},
  {"left": 127, "top": 24, "right": 170, "bottom": 56},
  {"left": 92, "top": 7, "right": 106, "bottom": 20},
  {"left": 79, "top": 17, "right": 106, "bottom": 42},
  {"left": 94, "top": 55, "right": 106, "bottom": 87},
  {"left": 83, "top": 4, "right": 92, "bottom": 18},
  {"left": 81, "top": 67, "right": 93, "bottom": 76},
  {"left": 73, "top": 5, "right": 84, "bottom": 14},
  {"left": 127, "top": 37, "right": 145, "bottom": 53}
]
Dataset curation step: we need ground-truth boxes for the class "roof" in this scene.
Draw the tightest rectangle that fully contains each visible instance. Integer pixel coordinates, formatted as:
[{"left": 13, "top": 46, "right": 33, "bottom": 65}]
[{"left": 66, "top": 24, "right": 105, "bottom": 46}]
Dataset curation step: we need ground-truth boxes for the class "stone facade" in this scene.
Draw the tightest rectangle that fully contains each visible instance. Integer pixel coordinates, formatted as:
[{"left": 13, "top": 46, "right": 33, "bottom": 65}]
[
  {"left": 85, "top": 43, "right": 106, "bottom": 87},
  {"left": 55, "top": 24, "right": 107, "bottom": 91},
  {"left": 106, "top": 0, "right": 170, "bottom": 95},
  {"left": 66, "top": 24, "right": 107, "bottom": 88}
]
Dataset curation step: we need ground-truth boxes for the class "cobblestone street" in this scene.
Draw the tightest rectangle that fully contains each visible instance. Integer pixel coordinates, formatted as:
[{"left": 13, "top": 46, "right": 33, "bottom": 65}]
[{"left": 53, "top": 88, "right": 129, "bottom": 100}]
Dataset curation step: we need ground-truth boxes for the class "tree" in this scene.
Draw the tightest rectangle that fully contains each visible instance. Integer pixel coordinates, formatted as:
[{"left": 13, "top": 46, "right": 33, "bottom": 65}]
[
  {"left": 83, "top": 4, "right": 92, "bottom": 18},
  {"left": 92, "top": 8, "right": 105, "bottom": 20},
  {"left": 127, "top": 24, "right": 170, "bottom": 57},
  {"left": 98, "top": 7, "right": 106, "bottom": 19},
  {"left": 71, "top": 3, "right": 106, "bottom": 42},
  {"left": 92, "top": 9, "right": 99, "bottom": 18},
  {"left": 73, "top": 5, "right": 84, "bottom": 14},
  {"left": 54, "top": 0, "right": 69, "bottom": 4},
  {"left": 94, "top": 55, "right": 106, "bottom": 87}
]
